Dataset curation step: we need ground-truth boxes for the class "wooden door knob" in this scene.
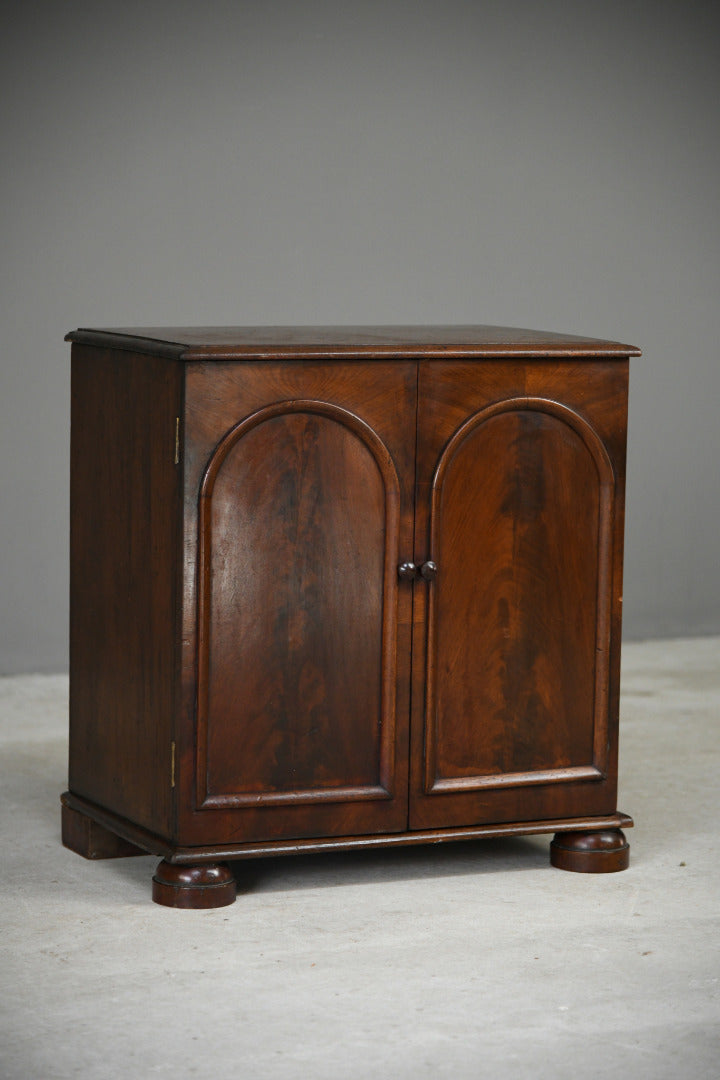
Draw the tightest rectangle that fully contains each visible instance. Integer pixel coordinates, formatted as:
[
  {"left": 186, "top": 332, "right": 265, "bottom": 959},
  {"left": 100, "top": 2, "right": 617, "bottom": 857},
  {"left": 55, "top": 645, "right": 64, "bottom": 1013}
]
[
  {"left": 420, "top": 561, "right": 438, "bottom": 581},
  {"left": 397, "top": 562, "right": 417, "bottom": 581}
]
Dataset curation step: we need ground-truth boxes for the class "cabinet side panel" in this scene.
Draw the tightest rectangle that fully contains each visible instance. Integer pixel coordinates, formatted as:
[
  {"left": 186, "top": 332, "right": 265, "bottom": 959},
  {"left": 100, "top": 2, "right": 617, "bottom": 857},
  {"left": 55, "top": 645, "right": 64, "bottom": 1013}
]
[{"left": 69, "top": 345, "right": 181, "bottom": 836}]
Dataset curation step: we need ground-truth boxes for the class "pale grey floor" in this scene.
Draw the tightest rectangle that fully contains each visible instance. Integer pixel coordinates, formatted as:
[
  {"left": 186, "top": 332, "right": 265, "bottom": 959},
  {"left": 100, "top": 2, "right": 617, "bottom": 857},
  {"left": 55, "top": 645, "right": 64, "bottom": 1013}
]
[{"left": 1, "top": 637, "right": 719, "bottom": 1080}]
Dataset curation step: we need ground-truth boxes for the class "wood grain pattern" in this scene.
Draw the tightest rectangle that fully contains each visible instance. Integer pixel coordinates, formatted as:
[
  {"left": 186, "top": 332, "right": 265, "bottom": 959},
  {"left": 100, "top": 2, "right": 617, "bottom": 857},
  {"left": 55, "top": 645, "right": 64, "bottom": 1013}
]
[
  {"left": 64, "top": 327, "right": 635, "bottom": 901},
  {"left": 176, "top": 361, "right": 417, "bottom": 846},
  {"left": 410, "top": 360, "right": 629, "bottom": 830},
  {"left": 60, "top": 789, "right": 632, "bottom": 864},
  {"left": 68, "top": 345, "right": 182, "bottom": 837},
  {"left": 196, "top": 400, "right": 401, "bottom": 808},
  {"left": 66, "top": 325, "right": 641, "bottom": 360},
  {"left": 424, "top": 397, "right": 614, "bottom": 793}
]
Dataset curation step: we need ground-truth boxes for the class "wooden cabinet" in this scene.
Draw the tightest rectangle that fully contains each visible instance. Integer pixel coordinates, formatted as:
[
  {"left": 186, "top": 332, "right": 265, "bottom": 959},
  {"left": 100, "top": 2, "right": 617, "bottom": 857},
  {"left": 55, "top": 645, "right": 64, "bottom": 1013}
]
[{"left": 62, "top": 326, "right": 640, "bottom": 907}]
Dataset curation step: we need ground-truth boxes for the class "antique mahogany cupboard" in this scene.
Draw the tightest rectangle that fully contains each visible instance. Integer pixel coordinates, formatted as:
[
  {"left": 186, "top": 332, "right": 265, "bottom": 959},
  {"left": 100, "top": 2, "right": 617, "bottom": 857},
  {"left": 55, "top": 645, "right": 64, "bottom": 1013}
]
[{"left": 62, "top": 325, "right": 640, "bottom": 908}]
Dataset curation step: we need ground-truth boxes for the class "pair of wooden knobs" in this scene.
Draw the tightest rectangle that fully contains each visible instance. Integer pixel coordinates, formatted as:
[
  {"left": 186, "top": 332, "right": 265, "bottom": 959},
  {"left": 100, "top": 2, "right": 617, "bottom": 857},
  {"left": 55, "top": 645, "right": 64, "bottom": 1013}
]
[{"left": 398, "top": 561, "right": 437, "bottom": 582}]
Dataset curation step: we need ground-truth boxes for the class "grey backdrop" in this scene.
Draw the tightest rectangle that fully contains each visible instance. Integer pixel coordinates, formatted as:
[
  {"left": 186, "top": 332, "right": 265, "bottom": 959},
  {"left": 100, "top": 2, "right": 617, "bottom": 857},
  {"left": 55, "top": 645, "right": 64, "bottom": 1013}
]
[{"left": 2, "top": 1, "right": 719, "bottom": 674}]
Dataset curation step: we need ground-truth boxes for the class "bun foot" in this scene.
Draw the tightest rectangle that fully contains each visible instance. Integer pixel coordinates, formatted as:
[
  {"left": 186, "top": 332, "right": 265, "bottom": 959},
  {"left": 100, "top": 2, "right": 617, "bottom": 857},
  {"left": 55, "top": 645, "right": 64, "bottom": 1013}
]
[
  {"left": 550, "top": 828, "right": 630, "bottom": 873},
  {"left": 152, "top": 861, "right": 236, "bottom": 908}
]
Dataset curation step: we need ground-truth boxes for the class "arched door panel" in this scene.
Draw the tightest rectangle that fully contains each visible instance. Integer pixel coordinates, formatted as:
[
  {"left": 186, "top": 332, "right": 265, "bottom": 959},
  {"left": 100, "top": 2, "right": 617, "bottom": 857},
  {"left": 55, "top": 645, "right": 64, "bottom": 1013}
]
[
  {"left": 185, "top": 377, "right": 416, "bottom": 846},
  {"left": 410, "top": 369, "right": 621, "bottom": 829}
]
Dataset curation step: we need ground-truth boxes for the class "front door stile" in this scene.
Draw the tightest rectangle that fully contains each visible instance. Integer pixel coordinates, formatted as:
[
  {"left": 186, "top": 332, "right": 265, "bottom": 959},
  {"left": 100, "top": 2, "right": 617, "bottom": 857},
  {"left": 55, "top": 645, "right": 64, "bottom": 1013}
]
[{"left": 405, "top": 358, "right": 423, "bottom": 832}]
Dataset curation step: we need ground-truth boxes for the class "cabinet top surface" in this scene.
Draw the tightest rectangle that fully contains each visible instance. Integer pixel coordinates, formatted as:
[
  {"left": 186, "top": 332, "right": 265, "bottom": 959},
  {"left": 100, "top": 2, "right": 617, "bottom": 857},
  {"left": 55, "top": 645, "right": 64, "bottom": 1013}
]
[{"left": 66, "top": 324, "right": 640, "bottom": 359}]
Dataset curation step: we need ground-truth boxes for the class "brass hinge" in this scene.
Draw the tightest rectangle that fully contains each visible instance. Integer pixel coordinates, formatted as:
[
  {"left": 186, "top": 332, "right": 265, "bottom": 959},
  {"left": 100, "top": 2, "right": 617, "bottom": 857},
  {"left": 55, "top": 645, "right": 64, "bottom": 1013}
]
[
  {"left": 174, "top": 417, "right": 180, "bottom": 465},
  {"left": 171, "top": 741, "right": 176, "bottom": 788}
]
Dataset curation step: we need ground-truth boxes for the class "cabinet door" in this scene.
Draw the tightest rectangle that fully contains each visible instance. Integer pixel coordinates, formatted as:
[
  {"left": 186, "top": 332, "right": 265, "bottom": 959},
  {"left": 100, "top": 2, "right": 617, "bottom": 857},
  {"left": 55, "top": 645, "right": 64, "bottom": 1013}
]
[
  {"left": 178, "top": 362, "right": 416, "bottom": 846},
  {"left": 410, "top": 360, "right": 628, "bottom": 829}
]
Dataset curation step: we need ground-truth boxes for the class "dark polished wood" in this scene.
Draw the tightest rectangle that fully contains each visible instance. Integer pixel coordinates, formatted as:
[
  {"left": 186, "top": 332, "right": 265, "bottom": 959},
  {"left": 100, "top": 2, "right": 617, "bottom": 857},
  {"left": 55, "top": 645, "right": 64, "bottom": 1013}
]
[
  {"left": 180, "top": 361, "right": 416, "bottom": 846},
  {"left": 409, "top": 361, "right": 629, "bottom": 830},
  {"left": 152, "top": 861, "right": 236, "bottom": 908},
  {"left": 66, "top": 324, "right": 642, "bottom": 360},
  {"left": 64, "top": 326, "right": 637, "bottom": 904},
  {"left": 61, "top": 790, "right": 632, "bottom": 863},
  {"left": 550, "top": 829, "right": 630, "bottom": 873},
  {"left": 61, "top": 797, "right": 145, "bottom": 859},
  {"left": 69, "top": 347, "right": 181, "bottom": 836}
]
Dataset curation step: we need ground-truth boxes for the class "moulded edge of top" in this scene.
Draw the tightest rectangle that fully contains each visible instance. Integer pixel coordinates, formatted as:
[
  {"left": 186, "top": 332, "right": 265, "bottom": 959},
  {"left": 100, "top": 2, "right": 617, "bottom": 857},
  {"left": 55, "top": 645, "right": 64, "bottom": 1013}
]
[{"left": 65, "top": 325, "right": 642, "bottom": 361}]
